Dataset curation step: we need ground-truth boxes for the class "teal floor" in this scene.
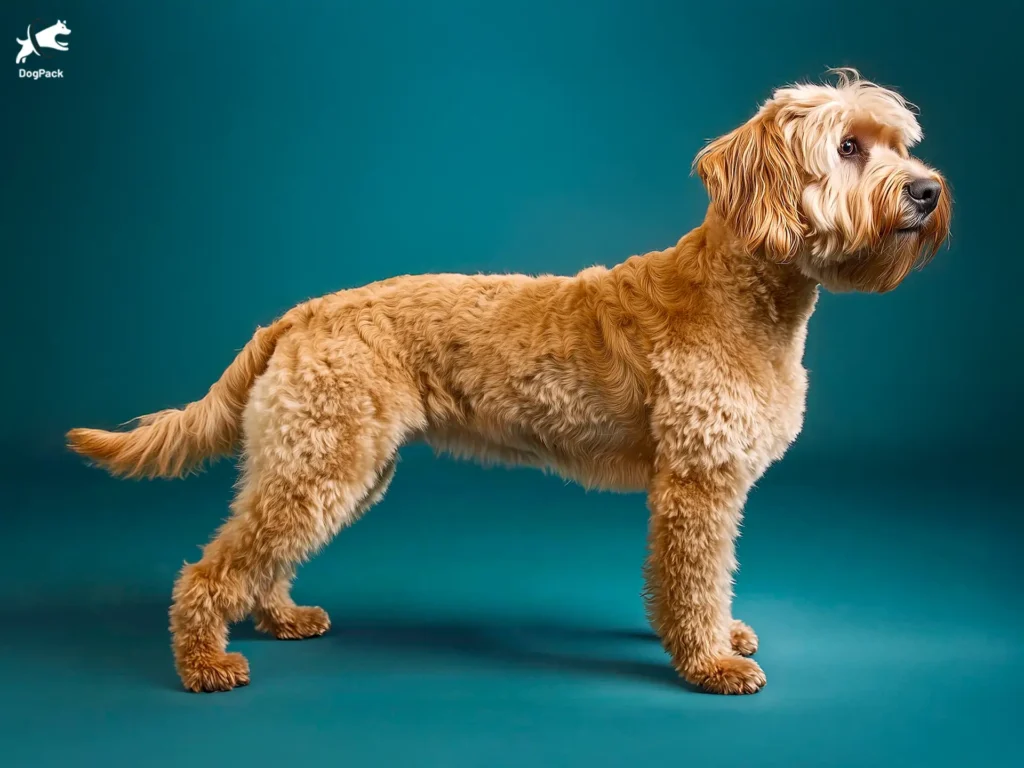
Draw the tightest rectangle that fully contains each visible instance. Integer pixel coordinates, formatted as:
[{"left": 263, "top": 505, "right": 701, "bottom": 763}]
[{"left": 0, "top": 448, "right": 1020, "bottom": 766}]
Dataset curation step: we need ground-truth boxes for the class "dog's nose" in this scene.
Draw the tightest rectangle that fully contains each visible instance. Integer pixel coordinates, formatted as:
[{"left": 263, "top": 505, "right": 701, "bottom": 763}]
[{"left": 905, "top": 178, "right": 941, "bottom": 215}]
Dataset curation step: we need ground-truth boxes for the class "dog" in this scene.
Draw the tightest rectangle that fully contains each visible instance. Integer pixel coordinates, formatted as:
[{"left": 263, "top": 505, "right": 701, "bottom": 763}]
[
  {"left": 68, "top": 69, "right": 951, "bottom": 695},
  {"left": 15, "top": 20, "right": 70, "bottom": 65}
]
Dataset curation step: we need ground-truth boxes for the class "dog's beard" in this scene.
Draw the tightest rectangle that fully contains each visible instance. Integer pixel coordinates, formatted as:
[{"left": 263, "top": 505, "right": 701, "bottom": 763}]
[
  {"left": 801, "top": 176, "right": 950, "bottom": 293},
  {"left": 808, "top": 237, "right": 926, "bottom": 293}
]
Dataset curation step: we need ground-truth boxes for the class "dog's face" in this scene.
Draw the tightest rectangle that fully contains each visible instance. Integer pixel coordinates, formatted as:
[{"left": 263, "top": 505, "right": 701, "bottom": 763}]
[{"left": 695, "top": 70, "right": 951, "bottom": 293}]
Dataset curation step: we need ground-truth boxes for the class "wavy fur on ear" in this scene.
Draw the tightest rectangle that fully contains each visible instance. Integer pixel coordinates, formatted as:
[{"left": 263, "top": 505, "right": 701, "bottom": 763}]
[{"left": 694, "top": 110, "right": 805, "bottom": 262}]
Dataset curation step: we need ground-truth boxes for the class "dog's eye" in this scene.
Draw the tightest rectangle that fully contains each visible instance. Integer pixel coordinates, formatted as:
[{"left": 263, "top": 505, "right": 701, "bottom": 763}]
[{"left": 839, "top": 138, "right": 859, "bottom": 158}]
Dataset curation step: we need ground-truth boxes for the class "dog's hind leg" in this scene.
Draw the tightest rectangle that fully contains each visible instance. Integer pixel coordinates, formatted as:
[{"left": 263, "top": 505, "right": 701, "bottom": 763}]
[
  {"left": 170, "top": 442, "right": 402, "bottom": 692},
  {"left": 251, "top": 566, "right": 332, "bottom": 641},
  {"left": 169, "top": 347, "right": 421, "bottom": 692},
  {"left": 252, "top": 458, "right": 398, "bottom": 640}
]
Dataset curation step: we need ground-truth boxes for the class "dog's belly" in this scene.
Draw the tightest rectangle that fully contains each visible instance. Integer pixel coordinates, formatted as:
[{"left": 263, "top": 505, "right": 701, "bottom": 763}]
[
  {"left": 414, "top": 333, "right": 658, "bottom": 492},
  {"left": 423, "top": 422, "right": 655, "bottom": 493}
]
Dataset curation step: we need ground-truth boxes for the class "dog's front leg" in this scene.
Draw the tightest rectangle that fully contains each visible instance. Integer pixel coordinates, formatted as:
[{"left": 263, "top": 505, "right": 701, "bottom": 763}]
[{"left": 644, "top": 464, "right": 765, "bottom": 694}]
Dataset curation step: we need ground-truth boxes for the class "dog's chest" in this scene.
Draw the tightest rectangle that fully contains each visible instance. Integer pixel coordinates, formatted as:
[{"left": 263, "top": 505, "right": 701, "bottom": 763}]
[
  {"left": 752, "top": 356, "right": 808, "bottom": 474},
  {"left": 653, "top": 334, "right": 809, "bottom": 479}
]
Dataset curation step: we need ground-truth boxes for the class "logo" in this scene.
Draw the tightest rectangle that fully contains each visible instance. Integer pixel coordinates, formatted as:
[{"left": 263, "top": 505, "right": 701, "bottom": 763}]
[{"left": 16, "top": 19, "right": 70, "bottom": 78}]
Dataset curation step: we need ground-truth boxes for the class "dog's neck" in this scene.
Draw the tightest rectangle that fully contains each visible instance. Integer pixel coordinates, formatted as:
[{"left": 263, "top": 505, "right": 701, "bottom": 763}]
[{"left": 682, "top": 205, "right": 820, "bottom": 333}]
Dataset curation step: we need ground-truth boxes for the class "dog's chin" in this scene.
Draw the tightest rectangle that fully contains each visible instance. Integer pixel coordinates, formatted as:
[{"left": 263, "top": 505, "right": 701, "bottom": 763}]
[{"left": 797, "top": 238, "right": 927, "bottom": 294}]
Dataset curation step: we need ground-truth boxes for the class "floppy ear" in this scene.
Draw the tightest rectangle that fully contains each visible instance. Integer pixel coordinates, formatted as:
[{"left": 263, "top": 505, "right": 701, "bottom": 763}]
[{"left": 693, "top": 113, "right": 805, "bottom": 262}]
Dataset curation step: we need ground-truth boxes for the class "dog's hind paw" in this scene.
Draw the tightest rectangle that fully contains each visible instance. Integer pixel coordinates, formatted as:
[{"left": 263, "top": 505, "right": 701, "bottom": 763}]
[
  {"left": 255, "top": 605, "right": 331, "bottom": 640},
  {"left": 730, "top": 619, "right": 758, "bottom": 656}
]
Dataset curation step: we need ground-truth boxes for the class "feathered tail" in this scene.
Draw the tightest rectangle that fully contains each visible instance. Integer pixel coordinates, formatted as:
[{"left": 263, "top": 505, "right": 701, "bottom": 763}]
[{"left": 66, "top": 320, "right": 290, "bottom": 479}]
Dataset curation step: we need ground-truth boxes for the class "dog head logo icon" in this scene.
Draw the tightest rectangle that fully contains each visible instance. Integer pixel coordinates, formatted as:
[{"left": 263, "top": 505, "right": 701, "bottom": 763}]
[{"left": 16, "top": 19, "right": 71, "bottom": 65}]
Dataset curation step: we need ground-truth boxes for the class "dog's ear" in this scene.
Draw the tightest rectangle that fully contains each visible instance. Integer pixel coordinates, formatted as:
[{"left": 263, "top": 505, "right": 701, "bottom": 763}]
[{"left": 693, "top": 113, "right": 805, "bottom": 262}]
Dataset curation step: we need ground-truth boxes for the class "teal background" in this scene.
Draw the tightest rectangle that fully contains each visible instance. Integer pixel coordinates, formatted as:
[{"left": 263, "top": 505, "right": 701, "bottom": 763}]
[{"left": 1, "top": 1, "right": 1021, "bottom": 766}]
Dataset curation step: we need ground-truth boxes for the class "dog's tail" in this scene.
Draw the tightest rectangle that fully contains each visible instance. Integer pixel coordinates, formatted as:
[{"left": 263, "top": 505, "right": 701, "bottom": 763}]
[{"left": 66, "top": 318, "right": 292, "bottom": 480}]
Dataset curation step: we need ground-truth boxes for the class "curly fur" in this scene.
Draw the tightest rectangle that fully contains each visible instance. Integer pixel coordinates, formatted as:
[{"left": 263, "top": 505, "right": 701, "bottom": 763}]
[{"left": 67, "top": 70, "right": 950, "bottom": 694}]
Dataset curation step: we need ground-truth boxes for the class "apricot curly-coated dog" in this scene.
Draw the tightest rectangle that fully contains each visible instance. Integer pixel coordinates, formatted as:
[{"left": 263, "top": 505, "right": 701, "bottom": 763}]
[{"left": 68, "top": 70, "right": 950, "bottom": 695}]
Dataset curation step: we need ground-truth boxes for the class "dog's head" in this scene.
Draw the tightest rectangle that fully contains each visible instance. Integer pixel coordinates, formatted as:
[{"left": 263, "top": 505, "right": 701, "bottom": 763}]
[
  {"left": 54, "top": 20, "right": 71, "bottom": 35},
  {"left": 694, "top": 69, "right": 951, "bottom": 293}
]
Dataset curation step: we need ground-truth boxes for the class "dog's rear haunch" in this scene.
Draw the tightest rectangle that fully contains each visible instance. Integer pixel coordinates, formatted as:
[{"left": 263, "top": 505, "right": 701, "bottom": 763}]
[{"left": 68, "top": 70, "right": 949, "bottom": 695}]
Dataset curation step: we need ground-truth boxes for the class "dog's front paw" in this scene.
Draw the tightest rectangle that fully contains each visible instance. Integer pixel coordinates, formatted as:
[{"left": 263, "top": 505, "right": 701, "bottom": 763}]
[
  {"left": 730, "top": 619, "right": 758, "bottom": 656},
  {"left": 689, "top": 655, "right": 766, "bottom": 695},
  {"left": 177, "top": 651, "right": 251, "bottom": 693}
]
